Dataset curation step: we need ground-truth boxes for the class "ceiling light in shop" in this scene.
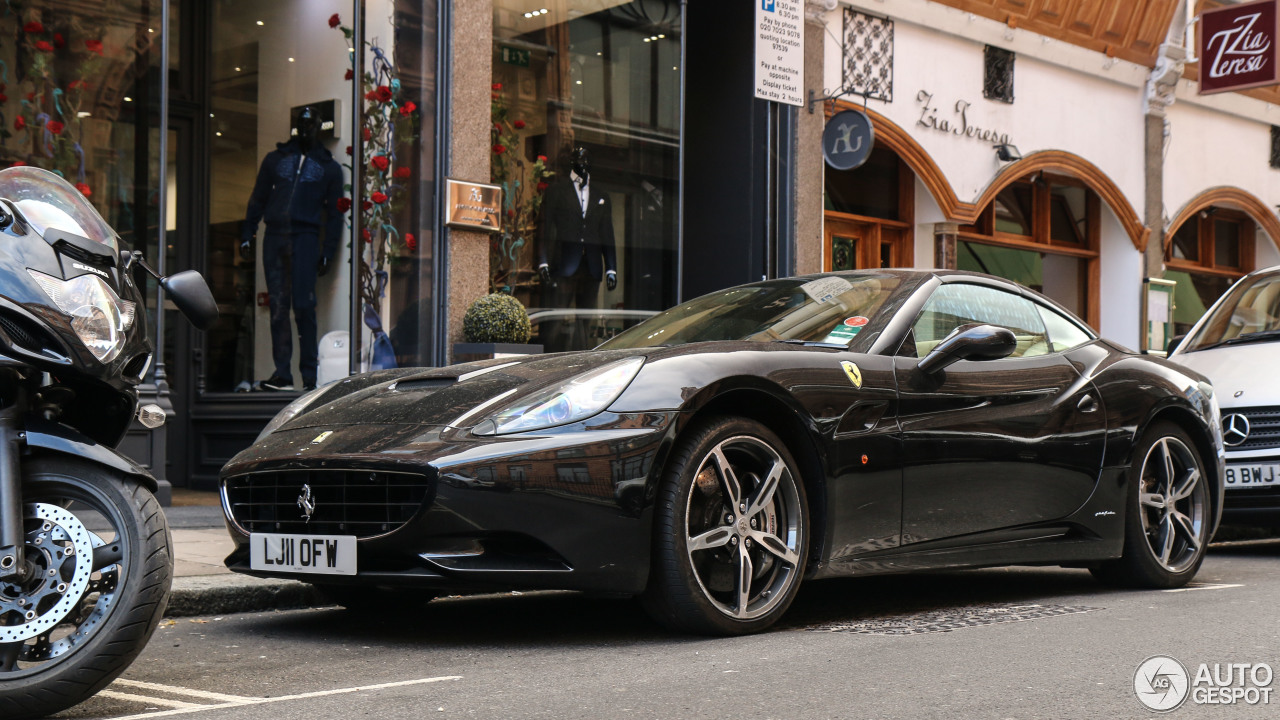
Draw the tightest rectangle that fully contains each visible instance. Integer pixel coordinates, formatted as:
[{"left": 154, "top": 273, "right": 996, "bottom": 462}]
[
  {"left": 256, "top": 20, "right": 264, "bottom": 26},
  {"left": 216, "top": 131, "right": 223, "bottom": 137},
  {"left": 288, "top": 57, "right": 295, "bottom": 62},
  {"left": 523, "top": 8, "right": 548, "bottom": 18},
  {"left": 77, "top": 112, "right": 91, "bottom": 118},
  {"left": 575, "top": 80, "right": 582, "bottom": 85},
  {"left": 124, "top": 96, "right": 133, "bottom": 102},
  {"left": 235, "top": 67, "right": 242, "bottom": 72}
]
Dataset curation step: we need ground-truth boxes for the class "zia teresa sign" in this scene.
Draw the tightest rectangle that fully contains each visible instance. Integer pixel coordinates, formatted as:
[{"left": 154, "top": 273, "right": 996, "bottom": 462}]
[{"left": 1199, "top": 0, "right": 1280, "bottom": 95}]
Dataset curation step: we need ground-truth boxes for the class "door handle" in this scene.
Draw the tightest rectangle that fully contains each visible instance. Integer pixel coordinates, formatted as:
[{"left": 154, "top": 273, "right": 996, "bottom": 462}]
[{"left": 1076, "top": 394, "right": 1098, "bottom": 413}]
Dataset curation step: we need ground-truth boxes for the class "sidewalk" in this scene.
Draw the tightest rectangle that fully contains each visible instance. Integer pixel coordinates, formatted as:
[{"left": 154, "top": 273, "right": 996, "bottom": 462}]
[{"left": 163, "top": 495, "right": 326, "bottom": 617}]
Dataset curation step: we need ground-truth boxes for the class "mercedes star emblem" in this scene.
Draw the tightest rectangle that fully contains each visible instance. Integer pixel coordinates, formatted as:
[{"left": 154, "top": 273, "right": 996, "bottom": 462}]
[
  {"left": 297, "top": 483, "right": 316, "bottom": 523},
  {"left": 1222, "top": 414, "right": 1251, "bottom": 447}
]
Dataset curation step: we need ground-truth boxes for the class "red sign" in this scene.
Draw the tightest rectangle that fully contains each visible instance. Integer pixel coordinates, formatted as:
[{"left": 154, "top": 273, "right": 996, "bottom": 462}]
[{"left": 1200, "top": 0, "right": 1280, "bottom": 95}]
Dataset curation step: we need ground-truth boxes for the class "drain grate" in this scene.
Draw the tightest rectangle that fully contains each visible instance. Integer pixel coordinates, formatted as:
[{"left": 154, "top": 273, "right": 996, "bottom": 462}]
[{"left": 802, "top": 603, "right": 1101, "bottom": 635}]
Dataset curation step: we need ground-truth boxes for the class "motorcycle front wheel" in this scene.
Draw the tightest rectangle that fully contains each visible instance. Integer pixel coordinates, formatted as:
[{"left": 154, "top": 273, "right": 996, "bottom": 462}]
[{"left": 0, "top": 456, "right": 172, "bottom": 720}]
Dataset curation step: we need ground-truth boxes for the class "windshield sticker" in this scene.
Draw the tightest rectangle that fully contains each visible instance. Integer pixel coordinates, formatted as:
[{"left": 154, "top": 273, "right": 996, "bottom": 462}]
[
  {"left": 801, "top": 276, "right": 854, "bottom": 304},
  {"left": 822, "top": 324, "right": 860, "bottom": 345},
  {"left": 840, "top": 361, "right": 863, "bottom": 389},
  {"left": 843, "top": 316, "right": 869, "bottom": 328}
]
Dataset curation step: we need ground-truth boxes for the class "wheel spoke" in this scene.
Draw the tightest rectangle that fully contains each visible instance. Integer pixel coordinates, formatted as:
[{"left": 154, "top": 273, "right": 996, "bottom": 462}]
[
  {"left": 1171, "top": 511, "right": 1202, "bottom": 553},
  {"left": 1158, "top": 515, "right": 1176, "bottom": 565},
  {"left": 711, "top": 448, "right": 742, "bottom": 510},
  {"left": 749, "top": 529, "right": 799, "bottom": 567},
  {"left": 1172, "top": 468, "right": 1200, "bottom": 503},
  {"left": 0, "top": 641, "right": 19, "bottom": 672},
  {"left": 735, "top": 547, "right": 753, "bottom": 618},
  {"left": 746, "top": 460, "right": 784, "bottom": 517},
  {"left": 1159, "top": 440, "right": 1176, "bottom": 492},
  {"left": 1140, "top": 492, "right": 1166, "bottom": 510},
  {"left": 688, "top": 527, "right": 733, "bottom": 553}
]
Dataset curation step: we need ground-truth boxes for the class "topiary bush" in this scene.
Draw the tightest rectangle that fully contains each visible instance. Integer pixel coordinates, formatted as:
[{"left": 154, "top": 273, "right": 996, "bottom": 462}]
[{"left": 462, "top": 292, "right": 532, "bottom": 344}]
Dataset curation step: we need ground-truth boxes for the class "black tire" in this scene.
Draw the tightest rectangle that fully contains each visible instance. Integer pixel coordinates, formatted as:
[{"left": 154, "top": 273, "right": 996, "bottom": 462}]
[
  {"left": 642, "top": 416, "right": 808, "bottom": 635},
  {"left": 0, "top": 457, "right": 172, "bottom": 720},
  {"left": 316, "top": 584, "right": 436, "bottom": 614},
  {"left": 1092, "top": 421, "right": 1211, "bottom": 588}
]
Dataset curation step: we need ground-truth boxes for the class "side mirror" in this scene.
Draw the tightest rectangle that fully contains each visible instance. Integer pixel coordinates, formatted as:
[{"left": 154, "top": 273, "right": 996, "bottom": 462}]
[
  {"left": 1166, "top": 334, "right": 1186, "bottom": 354},
  {"left": 918, "top": 323, "right": 1017, "bottom": 374},
  {"left": 161, "top": 270, "right": 219, "bottom": 331}
]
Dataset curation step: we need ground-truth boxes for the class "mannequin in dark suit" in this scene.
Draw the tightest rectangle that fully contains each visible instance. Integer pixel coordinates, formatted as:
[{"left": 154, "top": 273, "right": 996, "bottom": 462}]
[{"left": 538, "top": 147, "right": 616, "bottom": 350}]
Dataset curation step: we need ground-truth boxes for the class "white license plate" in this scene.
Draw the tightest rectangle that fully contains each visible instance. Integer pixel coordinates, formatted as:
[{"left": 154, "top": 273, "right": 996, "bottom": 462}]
[
  {"left": 250, "top": 533, "right": 356, "bottom": 575},
  {"left": 1224, "top": 464, "right": 1280, "bottom": 488}
]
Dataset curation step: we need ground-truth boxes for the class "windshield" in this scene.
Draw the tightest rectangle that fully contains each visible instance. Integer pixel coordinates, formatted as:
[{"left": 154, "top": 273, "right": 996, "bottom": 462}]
[
  {"left": 1181, "top": 269, "right": 1280, "bottom": 352},
  {"left": 599, "top": 273, "right": 901, "bottom": 349},
  {"left": 0, "top": 166, "right": 118, "bottom": 253}
]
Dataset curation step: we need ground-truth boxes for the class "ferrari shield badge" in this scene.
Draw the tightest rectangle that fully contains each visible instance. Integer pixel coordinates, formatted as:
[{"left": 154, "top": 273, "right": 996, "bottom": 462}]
[{"left": 840, "top": 361, "right": 863, "bottom": 388}]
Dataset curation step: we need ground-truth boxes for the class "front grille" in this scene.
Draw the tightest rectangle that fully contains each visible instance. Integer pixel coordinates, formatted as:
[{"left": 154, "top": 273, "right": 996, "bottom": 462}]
[
  {"left": 224, "top": 469, "right": 432, "bottom": 538},
  {"left": 1225, "top": 406, "right": 1280, "bottom": 451}
]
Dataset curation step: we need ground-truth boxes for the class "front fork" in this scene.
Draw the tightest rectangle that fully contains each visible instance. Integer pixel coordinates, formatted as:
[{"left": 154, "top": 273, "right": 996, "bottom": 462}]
[{"left": 0, "top": 372, "right": 26, "bottom": 581}]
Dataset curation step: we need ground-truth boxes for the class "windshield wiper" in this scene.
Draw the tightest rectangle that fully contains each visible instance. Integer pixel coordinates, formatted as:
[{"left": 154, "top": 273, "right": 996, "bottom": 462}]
[
  {"left": 772, "top": 339, "right": 848, "bottom": 349},
  {"left": 1199, "top": 329, "right": 1280, "bottom": 351}
]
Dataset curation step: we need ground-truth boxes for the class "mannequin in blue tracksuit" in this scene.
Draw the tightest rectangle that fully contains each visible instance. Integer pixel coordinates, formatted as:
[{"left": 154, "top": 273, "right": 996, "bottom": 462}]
[{"left": 240, "top": 107, "right": 343, "bottom": 391}]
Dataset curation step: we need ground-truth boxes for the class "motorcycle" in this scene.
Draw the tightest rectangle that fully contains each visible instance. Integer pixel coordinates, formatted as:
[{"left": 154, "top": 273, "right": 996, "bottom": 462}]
[{"left": 0, "top": 166, "right": 217, "bottom": 718}]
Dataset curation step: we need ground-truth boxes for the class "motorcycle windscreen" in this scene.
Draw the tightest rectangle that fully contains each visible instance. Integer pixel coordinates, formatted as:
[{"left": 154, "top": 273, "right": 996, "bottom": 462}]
[{"left": 0, "top": 165, "right": 118, "bottom": 253}]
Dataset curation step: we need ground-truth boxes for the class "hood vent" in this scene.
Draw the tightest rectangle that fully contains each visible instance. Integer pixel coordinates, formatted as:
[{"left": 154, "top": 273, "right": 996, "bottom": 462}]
[{"left": 393, "top": 377, "right": 456, "bottom": 392}]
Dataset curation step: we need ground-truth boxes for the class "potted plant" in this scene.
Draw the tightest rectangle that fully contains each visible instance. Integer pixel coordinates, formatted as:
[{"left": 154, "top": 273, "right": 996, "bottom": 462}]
[{"left": 453, "top": 292, "right": 542, "bottom": 363}]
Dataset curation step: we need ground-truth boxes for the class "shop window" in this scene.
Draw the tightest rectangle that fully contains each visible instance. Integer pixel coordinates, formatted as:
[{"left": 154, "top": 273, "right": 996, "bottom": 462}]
[
  {"left": 824, "top": 145, "right": 901, "bottom": 220},
  {"left": 984, "top": 45, "right": 1015, "bottom": 104},
  {"left": 958, "top": 175, "right": 1099, "bottom": 323},
  {"left": 1164, "top": 208, "right": 1254, "bottom": 336},
  {"left": 491, "top": 0, "right": 681, "bottom": 353}
]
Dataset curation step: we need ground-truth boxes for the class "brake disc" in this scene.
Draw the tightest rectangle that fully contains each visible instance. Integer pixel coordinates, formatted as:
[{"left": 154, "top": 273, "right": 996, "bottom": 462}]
[{"left": 0, "top": 503, "right": 96, "bottom": 644}]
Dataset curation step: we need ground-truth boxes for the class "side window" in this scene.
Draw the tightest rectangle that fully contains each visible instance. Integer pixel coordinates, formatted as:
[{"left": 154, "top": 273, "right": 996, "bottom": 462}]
[
  {"left": 912, "top": 284, "right": 1050, "bottom": 359},
  {"left": 1035, "top": 303, "right": 1093, "bottom": 353}
]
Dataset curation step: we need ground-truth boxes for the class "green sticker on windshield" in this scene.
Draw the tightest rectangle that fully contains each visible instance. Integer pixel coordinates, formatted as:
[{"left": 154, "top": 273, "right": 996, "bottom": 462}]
[{"left": 821, "top": 324, "right": 860, "bottom": 344}]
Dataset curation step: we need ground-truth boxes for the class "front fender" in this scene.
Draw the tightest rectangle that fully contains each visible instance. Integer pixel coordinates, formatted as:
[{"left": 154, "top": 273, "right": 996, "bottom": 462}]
[{"left": 23, "top": 417, "right": 157, "bottom": 492}]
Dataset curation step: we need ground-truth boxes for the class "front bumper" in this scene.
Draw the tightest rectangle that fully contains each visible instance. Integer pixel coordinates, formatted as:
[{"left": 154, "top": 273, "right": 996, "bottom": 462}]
[{"left": 220, "top": 411, "right": 680, "bottom": 595}]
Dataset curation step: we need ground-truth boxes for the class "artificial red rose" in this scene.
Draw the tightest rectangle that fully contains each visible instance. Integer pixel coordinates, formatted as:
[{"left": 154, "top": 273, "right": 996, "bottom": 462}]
[
  {"left": 362, "top": 200, "right": 373, "bottom": 211},
  {"left": 0, "top": 84, "right": 7, "bottom": 93},
  {"left": 336, "top": 197, "right": 352, "bottom": 213},
  {"left": 34, "top": 41, "right": 53, "bottom": 52},
  {"left": 514, "top": 120, "right": 526, "bottom": 129},
  {"left": 492, "top": 144, "right": 506, "bottom": 154},
  {"left": 370, "top": 155, "right": 390, "bottom": 172},
  {"left": 361, "top": 228, "right": 371, "bottom": 242},
  {"left": 53, "top": 33, "right": 64, "bottom": 49},
  {"left": 493, "top": 123, "right": 502, "bottom": 133},
  {"left": 9, "top": 161, "right": 25, "bottom": 168},
  {"left": 364, "top": 90, "right": 377, "bottom": 101},
  {"left": 537, "top": 154, "right": 547, "bottom": 162},
  {"left": 405, "top": 233, "right": 416, "bottom": 252},
  {"left": 85, "top": 39, "right": 103, "bottom": 55},
  {"left": 374, "top": 86, "right": 393, "bottom": 103},
  {"left": 344, "top": 69, "right": 353, "bottom": 81},
  {"left": 506, "top": 209, "right": 515, "bottom": 218},
  {"left": 14, "top": 117, "right": 25, "bottom": 131},
  {"left": 537, "top": 181, "right": 549, "bottom": 191},
  {"left": 68, "top": 80, "right": 87, "bottom": 90},
  {"left": 47, "top": 121, "right": 63, "bottom": 135},
  {"left": 24, "top": 92, "right": 34, "bottom": 101},
  {"left": 491, "top": 93, "right": 498, "bottom": 100},
  {"left": 362, "top": 127, "right": 371, "bottom": 142},
  {"left": 0, "top": 95, "right": 7, "bottom": 104},
  {"left": 399, "top": 101, "right": 416, "bottom": 116},
  {"left": 23, "top": 22, "right": 43, "bottom": 34},
  {"left": 371, "top": 191, "right": 388, "bottom": 204},
  {"left": 328, "top": 13, "right": 341, "bottom": 28},
  {"left": 491, "top": 83, "right": 502, "bottom": 91},
  {"left": 75, "top": 182, "right": 91, "bottom": 197},
  {"left": 394, "top": 167, "right": 411, "bottom": 179}
]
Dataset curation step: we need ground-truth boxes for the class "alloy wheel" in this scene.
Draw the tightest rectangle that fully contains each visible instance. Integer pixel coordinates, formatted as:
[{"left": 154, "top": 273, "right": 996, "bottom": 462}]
[{"left": 1138, "top": 436, "right": 1207, "bottom": 574}]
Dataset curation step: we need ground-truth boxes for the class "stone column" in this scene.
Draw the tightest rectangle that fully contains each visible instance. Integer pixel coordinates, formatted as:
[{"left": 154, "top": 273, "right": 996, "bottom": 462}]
[
  {"left": 933, "top": 222, "right": 959, "bottom": 270},
  {"left": 446, "top": 0, "right": 495, "bottom": 363},
  {"left": 796, "top": 0, "right": 837, "bottom": 275}
]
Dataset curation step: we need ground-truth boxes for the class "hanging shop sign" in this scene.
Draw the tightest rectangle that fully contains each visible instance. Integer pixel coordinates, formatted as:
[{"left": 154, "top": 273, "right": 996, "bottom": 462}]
[
  {"left": 1199, "top": 0, "right": 1279, "bottom": 95},
  {"left": 823, "top": 109, "right": 875, "bottom": 171},
  {"left": 915, "top": 90, "right": 1012, "bottom": 145},
  {"left": 444, "top": 179, "right": 503, "bottom": 233},
  {"left": 754, "top": 0, "right": 804, "bottom": 107}
]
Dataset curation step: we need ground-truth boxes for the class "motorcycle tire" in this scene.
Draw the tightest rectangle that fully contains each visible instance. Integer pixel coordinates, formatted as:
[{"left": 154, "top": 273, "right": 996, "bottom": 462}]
[{"left": 0, "top": 456, "right": 172, "bottom": 720}]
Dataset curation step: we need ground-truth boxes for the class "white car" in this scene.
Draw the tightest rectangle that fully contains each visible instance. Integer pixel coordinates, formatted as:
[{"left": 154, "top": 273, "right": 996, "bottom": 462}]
[{"left": 1170, "top": 266, "right": 1280, "bottom": 523}]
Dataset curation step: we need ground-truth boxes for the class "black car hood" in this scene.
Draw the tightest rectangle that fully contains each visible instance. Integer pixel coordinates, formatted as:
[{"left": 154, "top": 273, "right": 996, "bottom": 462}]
[{"left": 279, "top": 349, "right": 652, "bottom": 431}]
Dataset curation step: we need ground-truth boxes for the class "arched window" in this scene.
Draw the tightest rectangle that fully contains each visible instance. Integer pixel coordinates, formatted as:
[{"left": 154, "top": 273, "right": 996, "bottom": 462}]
[{"left": 1164, "top": 207, "right": 1255, "bottom": 336}]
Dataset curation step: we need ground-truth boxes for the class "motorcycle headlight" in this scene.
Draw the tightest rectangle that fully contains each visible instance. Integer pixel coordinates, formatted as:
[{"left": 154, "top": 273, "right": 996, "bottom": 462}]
[
  {"left": 27, "top": 270, "right": 136, "bottom": 363},
  {"left": 256, "top": 385, "right": 329, "bottom": 441},
  {"left": 473, "top": 357, "right": 644, "bottom": 436}
]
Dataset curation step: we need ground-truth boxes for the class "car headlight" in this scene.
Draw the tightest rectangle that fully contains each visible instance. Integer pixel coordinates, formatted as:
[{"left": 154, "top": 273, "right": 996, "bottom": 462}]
[
  {"left": 473, "top": 356, "right": 644, "bottom": 436},
  {"left": 27, "top": 269, "right": 136, "bottom": 363},
  {"left": 256, "top": 385, "right": 329, "bottom": 442}
]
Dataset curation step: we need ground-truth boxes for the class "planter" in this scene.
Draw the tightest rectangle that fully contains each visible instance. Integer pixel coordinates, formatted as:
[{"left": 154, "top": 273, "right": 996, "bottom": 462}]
[{"left": 451, "top": 342, "right": 543, "bottom": 364}]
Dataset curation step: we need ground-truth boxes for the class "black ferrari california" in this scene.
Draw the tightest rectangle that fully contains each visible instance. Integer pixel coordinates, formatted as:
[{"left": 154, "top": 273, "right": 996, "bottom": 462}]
[{"left": 220, "top": 270, "right": 1225, "bottom": 634}]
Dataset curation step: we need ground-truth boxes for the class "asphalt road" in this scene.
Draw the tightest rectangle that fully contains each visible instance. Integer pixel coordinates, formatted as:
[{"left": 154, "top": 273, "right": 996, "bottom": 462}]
[{"left": 56, "top": 539, "right": 1280, "bottom": 720}]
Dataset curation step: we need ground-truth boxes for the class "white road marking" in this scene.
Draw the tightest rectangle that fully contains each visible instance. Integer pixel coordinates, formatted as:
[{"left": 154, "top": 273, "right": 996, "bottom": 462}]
[
  {"left": 112, "top": 678, "right": 255, "bottom": 703},
  {"left": 1162, "top": 582, "right": 1244, "bottom": 593},
  {"left": 108, "top": 675, "right": 463, "bottom": 719},
  {"left": 96, "top": 691, "right": 205, "bottom": 709}
]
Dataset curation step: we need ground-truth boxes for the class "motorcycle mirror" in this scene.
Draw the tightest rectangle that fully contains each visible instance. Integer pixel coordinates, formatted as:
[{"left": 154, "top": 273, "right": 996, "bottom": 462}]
[{"left": 161, "top": 270, "right": 219, "bottom": 331}]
